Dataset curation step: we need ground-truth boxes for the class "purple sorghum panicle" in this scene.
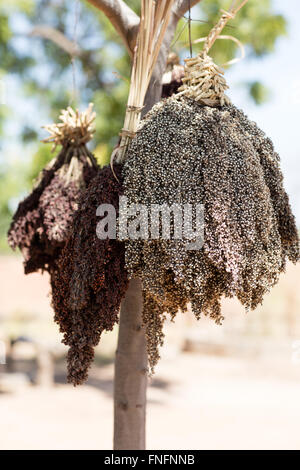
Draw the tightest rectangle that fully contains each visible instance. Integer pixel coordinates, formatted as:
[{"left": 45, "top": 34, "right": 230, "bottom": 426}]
[
  {"left": 7, "top": 145, "right": 98, "bottom": 274},
  {"left": 51, "top": 165, "right": 128, "bottom": 385}
]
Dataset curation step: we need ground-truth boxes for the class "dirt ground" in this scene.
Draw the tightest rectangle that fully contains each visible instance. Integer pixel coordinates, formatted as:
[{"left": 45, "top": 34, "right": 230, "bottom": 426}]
[
  {"left": 1, "top": 352, "right": 300, "bottom": 450},
  {"left": 1, "top": 255, "right": 300, "bottom": 450}
]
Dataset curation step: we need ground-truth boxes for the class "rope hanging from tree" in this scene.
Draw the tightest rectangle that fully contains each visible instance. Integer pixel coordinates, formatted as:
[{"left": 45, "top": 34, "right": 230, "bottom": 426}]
[{"left": 178, "top": 0, "right": 248, "bottom": 106}]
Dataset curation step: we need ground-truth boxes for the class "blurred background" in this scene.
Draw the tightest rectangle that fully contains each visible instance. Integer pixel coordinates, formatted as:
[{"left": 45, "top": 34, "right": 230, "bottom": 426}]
[{"left": 0, "top": 0, "right": 300, "bottom": 450}]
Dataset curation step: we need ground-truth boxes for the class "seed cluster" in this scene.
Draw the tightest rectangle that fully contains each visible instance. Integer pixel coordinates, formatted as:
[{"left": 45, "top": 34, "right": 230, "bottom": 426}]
[
  {"left": 122, "top": 95, "right": 299, "bottom": 371},
  {"left": 51, "top": 165, "right": 128, "bottom": 385},
  {"left": 7, "top": 146, "right": 98, "bottom": 274}
]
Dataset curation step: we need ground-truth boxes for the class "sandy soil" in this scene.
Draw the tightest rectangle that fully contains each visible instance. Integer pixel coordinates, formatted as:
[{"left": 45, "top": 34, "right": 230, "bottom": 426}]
[
  {"left": 1, "top": 256, "right": 300, "bottom": 450},
  {"left": 1, "top": 351, "right": 300, "bottom": 450}
]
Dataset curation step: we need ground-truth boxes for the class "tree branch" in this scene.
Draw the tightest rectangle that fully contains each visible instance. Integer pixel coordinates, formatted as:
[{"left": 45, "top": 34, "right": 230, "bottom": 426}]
[
  {"left": 85, "top": 0, "right": 139, "bottom": 55},
  {"left": 175, "top": 0, "right": 202, "bottom": 18},
  {"left": 85, "top": 1, "right": 202, "bottom": 56},
  {"left": 30, "top": 25, "right": 82, "bottom": 56}
]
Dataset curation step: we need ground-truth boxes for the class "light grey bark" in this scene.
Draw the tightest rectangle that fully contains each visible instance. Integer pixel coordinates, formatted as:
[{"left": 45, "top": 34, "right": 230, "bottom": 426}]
[
  {"left": 86, "top": 0, "right": 139, "bottom": 55},
  {"left": 86, "top": 0, "right": 201, "bottom": 56},
  {"left": 85, "top": 0, "right": 202, "bottom": 450},
  {"left": 113, "top": 278, "right": 147, "bottom": 449},
  {"left": 30, "top": 25, "right": 81, "bottom": 56}
]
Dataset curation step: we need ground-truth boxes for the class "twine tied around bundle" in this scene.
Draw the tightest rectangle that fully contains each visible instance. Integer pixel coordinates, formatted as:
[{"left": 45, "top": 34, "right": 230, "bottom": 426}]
[
  {"left": 178, "top": 0, "right": 249, "bottom": 107},
  {"left": 43, "top": 103, "right": 96, "bottom": 152},
  {"left": 109, "top": 0, "right": 175, "bottom": 178},
  {"left": 119, "top": 105, "right": 144, "bottom": 139}
]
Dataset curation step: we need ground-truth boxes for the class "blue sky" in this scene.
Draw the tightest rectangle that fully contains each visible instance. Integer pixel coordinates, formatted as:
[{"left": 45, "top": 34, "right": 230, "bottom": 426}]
[
  {"left": 1, "top": 0, "right": 299, "bottom": 224},
  {"left": 226, "top": 0, "right": 300, "bottom": 223}
]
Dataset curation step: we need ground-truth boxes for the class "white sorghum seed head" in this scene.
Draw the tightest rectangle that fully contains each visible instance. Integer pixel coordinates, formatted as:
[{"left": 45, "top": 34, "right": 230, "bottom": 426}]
[{"left": 121, "top": 95, "right": 299, "bottom": 372}]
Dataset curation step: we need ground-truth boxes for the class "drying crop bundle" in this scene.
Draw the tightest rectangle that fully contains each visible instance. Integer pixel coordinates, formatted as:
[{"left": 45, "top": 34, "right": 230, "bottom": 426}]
[
  {"left": 120, "top": 5, "right": 300, "bottom": 371},
  {"left": 51, "top": 164, "right": 128, "bottom": 385},
  {"left": 7, "top": 104, "right": 98, "bottom": 274},
  {"left": 49, "top": 0, "right": 178, "bottom": 384}
]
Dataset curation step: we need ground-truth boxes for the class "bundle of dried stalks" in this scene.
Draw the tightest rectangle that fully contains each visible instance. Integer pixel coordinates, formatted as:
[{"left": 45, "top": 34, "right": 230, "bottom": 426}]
[
  {"left": 115, "top": 0, "right": 174, "bottom": 163},
  {"left": 8, "top": 105, "right": 99, "bottom": 273}
]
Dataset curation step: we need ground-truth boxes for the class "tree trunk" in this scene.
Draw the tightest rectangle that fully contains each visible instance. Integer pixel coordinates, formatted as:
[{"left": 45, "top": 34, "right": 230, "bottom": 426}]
[
  {"left": 113, "top": 279, "right": 147, "bottom": 449},
  {"left": 113, "top": 15, "right": 179, "bottom": 451}
]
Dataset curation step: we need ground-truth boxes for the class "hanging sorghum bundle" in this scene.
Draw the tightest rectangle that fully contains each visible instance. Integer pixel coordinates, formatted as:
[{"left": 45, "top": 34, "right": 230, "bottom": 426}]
[
  {"left": 120, "top": 6, "right": 300, "bottom": 372},
  {"left": 7, "top": 104, "right": 99, "bottom": 274},
  {"left": 51, "top": 164, "right": 128, "bottom": 385}
]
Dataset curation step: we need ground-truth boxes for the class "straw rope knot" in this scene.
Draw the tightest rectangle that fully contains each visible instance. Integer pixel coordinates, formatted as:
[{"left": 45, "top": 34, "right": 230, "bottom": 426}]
[
  {"left": 178, "top": 52, "right": 230, "bottom": 107},
  {"left": 119, "top": 128, "right": 137, "bottom": 139},
  {"left": 178, "top": 1, "right": 249, "bottom": 107},
  {"left": 118, "top": 105, "right": 144, "bottom": 139},
  {"left": 177, "top": 8, "right": 234, "bottom": 107},
  {"left": 126, "top": 105, "right": 144, "bottom": 113},
  {"left": 42, "top": 103, "right": 96, "bottom": 152}
]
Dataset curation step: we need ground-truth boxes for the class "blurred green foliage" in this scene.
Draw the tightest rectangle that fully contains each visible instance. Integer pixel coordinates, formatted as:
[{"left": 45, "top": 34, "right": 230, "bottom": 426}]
[
  {"left": 0, "top": 0, "right": 287, "bottom": 251},
  {"left": 249, "top": 81, "right": 271, "bottom": 104}
]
